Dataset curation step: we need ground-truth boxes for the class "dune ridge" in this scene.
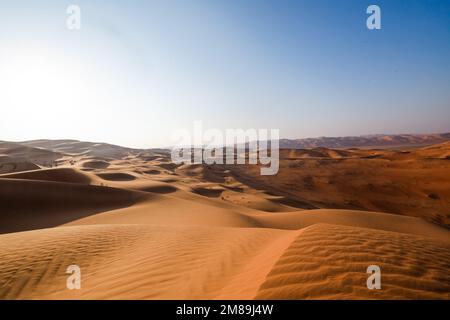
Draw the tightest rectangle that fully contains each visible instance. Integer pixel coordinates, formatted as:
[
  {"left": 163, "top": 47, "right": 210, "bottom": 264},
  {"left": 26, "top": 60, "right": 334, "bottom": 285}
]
[{"left": 0, "top": 139, "right": 449, "bottom": 299}]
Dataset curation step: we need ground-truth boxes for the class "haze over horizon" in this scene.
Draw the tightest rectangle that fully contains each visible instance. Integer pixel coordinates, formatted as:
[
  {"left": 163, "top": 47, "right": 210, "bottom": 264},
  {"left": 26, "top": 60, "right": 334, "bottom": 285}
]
[
  {"left": 1, "top": 0, "right": 449, "bottom": 148},
  {"left": 3, "top": 131, "right": 450, "bottom": 152}
]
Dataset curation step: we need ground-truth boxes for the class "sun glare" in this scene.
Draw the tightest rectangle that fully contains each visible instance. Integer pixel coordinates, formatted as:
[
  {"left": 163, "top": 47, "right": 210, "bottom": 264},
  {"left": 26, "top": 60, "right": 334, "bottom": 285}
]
[{"left": 1, "top": 49, "right": 88, "bottom": 115}]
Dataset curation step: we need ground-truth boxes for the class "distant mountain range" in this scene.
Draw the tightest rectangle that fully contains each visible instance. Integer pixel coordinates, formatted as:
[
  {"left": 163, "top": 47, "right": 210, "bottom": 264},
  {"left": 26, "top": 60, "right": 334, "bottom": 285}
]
[
  {"left": 1, "top": 133, "right": 449, "bottom": 165},
  {"left": 278, "top": 133, "right": 450, "bottom": 149}
]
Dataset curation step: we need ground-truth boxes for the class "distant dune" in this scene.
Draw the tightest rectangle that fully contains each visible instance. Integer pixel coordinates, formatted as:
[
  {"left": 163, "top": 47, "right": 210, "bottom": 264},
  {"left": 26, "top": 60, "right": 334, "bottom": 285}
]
[
  {"left": 279, "top": 133, "right": 450, "bottom": 149},
  {"left": 0, "top": 136, "right": 449, "bottom": 299},
  {"left": 226, "top": 143, "right": 450, "bottom": 227},
  {"left": 17, "top": 139, "right": 145, "bottom": 159}
]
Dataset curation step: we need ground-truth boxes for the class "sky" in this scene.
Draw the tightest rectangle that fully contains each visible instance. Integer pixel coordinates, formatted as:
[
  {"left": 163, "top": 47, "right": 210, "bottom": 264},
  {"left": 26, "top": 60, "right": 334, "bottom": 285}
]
[{"left": 0, "top": 0, "right": 449, "bottom": 148}]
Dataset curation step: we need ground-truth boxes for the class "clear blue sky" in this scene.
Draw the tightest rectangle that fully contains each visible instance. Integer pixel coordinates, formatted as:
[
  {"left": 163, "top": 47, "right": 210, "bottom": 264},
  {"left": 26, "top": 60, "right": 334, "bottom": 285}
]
[{"left": 1, "top": 0, "right": 449, "bottom": 147}]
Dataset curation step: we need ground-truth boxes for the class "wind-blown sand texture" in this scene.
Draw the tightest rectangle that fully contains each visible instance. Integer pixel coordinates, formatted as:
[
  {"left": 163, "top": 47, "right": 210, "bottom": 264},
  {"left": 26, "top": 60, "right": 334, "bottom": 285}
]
[{"left": 0, "top": 139, "right": 449, "bottom": 299}]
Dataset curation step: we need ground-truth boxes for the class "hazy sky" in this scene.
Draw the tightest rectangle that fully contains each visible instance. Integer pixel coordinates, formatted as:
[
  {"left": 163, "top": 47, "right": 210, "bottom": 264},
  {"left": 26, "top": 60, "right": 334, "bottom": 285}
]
[{"left": 1, "top": 0, "right": 449, "bottom": 148}]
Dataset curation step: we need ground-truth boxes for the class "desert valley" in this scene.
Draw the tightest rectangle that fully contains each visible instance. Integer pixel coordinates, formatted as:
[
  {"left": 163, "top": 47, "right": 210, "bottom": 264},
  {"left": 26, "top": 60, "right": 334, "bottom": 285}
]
[{"left": 0, "top": 134, "right": 449, "bottom": 300}]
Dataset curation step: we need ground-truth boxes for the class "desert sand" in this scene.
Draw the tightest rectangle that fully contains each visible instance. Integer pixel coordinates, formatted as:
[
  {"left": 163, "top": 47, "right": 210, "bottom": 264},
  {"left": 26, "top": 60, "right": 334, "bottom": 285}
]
[{"left": 0, "top": 139, "right": 449, "bottom": 299}]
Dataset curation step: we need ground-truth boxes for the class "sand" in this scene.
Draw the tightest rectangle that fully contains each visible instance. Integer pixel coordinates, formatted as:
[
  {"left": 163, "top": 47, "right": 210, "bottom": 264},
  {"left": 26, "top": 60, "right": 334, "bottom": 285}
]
[{"left": 0, "top": 139, "right": 449, "bottom": 299}]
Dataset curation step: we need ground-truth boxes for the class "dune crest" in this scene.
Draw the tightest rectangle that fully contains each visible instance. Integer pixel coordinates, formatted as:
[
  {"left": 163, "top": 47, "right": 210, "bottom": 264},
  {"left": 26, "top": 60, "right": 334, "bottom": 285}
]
[{"left": 0, "top": 139, "right": 449, "bottom": 299}]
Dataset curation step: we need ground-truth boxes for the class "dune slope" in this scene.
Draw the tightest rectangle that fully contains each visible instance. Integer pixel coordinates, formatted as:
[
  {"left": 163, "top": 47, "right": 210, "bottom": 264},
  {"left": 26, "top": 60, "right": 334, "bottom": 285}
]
[{"left": 0, "top": 139, "right": 449, "bottom": 300}]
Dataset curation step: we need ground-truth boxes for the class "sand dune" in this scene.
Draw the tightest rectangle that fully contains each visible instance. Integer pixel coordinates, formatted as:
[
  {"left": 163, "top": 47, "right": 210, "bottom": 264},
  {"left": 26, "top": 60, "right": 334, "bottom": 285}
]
[
  {"left": 0, "top": 139, "right": 449, "bottom": 300},
  {"left": 225, "top": 143, "right": 450, "bottom": 227},
  {"left": 0, "top": 168, "right": 92, "bottom": 184},
  {"left": 1, "top": 222, "right": 448, "bottom": 299},
  {"left": 0, "top": 160, "right": 40, "bottom": 174},
  {"left": 18, "top": 139, "right": 142, "bottom": 159},
  {"left": 81, "top": 160, "right": 111, "bottom": 169},
  {"left": 96, "top": 172, "right": 137, "bottom": 181},
  {"left": 0, "top": 142, "right": 63, "bottom": 171},
  {"left": 412, "top": 141, "right": 450, "bottom": 159},
  {"left": 254, "top": 209, "right": 450, "bottom": 241},
  {"left": 0, "top": 141, "right": 65, "bottom": 162},
  {"left": 0, "top": 225, "right": 291, "bottom": 299},
  {"left": 0, "top": 178, "right": 149, "bottom": 234},
  {"left": 256, "top": 224, "right": 450, "bottom": 299},
  {"left": 279, "top": 133, "right": 450, "bottom": 149}
]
